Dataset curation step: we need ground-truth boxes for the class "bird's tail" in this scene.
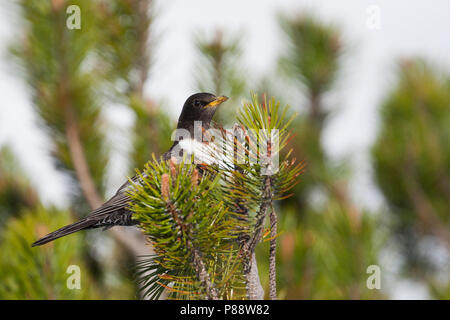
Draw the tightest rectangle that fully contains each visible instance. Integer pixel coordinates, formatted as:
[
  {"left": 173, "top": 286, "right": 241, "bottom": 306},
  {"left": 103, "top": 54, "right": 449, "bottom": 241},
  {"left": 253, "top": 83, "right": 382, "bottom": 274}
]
[{"left": 31, "top": 218, "right": 97, "bottom": 247}]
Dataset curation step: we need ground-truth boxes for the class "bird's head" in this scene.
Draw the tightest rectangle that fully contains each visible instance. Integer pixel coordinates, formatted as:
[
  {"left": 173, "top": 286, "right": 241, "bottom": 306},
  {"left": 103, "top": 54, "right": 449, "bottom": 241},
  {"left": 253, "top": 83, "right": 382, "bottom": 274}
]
[{"left": 177, "top": 93, "right": 228, "bottom": 130}]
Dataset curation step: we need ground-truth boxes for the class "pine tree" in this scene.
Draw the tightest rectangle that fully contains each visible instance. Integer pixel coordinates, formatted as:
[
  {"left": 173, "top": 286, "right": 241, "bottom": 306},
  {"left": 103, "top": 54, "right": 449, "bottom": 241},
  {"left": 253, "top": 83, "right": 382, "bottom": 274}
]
[
  {"left": 8, "top": 0, "right": 161, "bottom": 298},
  {"left": 372, "top": 59, "right": 450, "bottom": 298},
  {"left": 271, "top": 13, "right": 384, "bottom": 299}
]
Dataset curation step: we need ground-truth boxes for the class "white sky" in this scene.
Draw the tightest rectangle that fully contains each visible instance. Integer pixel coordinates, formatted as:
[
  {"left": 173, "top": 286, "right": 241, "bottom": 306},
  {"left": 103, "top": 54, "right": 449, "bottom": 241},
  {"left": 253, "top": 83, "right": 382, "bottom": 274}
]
[{"left": 0, "top": 0, "right": 449, "bottom": 298}]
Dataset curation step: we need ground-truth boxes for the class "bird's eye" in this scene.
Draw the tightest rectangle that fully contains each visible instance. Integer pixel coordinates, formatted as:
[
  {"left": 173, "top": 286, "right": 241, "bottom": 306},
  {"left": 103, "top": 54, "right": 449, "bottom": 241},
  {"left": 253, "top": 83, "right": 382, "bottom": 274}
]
[{"left": 194, "top": 99, "right": 201, "bottom": 107}]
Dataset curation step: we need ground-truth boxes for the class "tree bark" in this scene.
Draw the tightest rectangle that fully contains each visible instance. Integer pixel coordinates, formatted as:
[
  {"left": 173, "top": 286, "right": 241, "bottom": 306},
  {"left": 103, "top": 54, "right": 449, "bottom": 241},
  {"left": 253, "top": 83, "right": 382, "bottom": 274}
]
[
  {"left": 269, "top": 206, "right": 277, "bottom": 300},
  {"left": 246, "top": 253, "right": 264, "bottom": 300}
]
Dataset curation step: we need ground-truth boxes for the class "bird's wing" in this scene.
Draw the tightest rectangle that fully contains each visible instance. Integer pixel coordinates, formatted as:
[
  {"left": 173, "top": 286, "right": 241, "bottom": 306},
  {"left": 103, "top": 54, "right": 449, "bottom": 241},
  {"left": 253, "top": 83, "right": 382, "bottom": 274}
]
[
  {"left": 31, "top": 177, "right": 140, "bottom": 246},
  {"left": 84, "top": 175, "right": 142, "bottom": 226}
]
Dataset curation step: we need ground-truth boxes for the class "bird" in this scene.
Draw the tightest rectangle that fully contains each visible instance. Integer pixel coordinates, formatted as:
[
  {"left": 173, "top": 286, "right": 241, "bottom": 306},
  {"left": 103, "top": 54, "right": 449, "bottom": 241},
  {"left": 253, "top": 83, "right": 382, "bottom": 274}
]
[{"left": 32, "top": 93, "right": 229, "bottom": 247}]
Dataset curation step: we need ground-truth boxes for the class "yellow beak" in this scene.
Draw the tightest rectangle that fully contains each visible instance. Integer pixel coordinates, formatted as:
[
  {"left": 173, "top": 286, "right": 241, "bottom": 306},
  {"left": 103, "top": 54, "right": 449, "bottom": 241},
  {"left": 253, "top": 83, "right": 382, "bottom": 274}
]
[{"left": 205, "top": 95, "right": 229, "bottom": 108}]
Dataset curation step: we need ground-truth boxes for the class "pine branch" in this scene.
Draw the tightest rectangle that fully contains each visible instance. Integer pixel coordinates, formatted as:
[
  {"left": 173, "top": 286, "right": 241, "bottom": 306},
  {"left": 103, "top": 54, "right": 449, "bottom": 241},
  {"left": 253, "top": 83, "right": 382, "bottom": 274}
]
[
  {"left": 246, "top": 176, "right": 273, "bottom": 256},
  {"left": 207, "top": 94, "right": 302, "bottom": 299},
  {"left": 237, "top": 95, "right": 301, "bottom": 300},
  {"left": 163, "top": 172, "right": 218, "bottom": 300},
  {"left": 130, "top": 157, "right": 247, "bottom": 300}
]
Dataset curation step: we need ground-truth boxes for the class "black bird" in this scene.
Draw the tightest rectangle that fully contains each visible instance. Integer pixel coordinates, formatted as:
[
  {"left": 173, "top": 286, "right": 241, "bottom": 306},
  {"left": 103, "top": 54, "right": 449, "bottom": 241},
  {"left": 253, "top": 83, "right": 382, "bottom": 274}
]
[{"left": 32, "top": 93, "right": 228, "bottom": 247}]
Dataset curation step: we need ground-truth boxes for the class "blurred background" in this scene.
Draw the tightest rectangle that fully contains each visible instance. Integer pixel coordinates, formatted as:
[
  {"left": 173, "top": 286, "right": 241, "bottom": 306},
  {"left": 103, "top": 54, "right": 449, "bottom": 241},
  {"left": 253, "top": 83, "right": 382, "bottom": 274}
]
[{"left": 0, "top": 0, "right": 449, "bottom": 299}]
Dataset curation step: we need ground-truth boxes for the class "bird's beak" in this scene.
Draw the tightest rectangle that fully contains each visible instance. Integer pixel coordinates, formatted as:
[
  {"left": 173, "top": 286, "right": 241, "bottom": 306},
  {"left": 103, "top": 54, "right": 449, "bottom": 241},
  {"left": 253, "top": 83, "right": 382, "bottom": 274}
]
[{"left": 205, "top": 95, "right": 228, "bottom": 108}]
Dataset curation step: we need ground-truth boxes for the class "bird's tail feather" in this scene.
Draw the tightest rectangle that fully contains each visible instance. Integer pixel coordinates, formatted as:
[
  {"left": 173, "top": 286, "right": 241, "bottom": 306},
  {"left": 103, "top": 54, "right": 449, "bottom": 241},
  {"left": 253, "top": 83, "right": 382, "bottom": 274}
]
[{"left": 31, "top": 218, "right": 97, "bottom": 247}]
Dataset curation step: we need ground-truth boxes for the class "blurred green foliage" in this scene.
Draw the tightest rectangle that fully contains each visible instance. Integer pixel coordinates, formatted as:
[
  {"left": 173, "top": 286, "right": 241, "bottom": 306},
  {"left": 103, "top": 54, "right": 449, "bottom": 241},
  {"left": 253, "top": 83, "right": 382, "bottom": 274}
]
[
  {"left": 128, "top": 97, "right": 174, "bottom": 171},
  {"left": 4, "top": 0, "right": 164, "bottom": 299},
  {"left": 279, "top": 14, "right": 343, "bottom": 127},
  {"left": 0, "top": 207, "right": 99, "bottom": 299},
  {"left": 11, "top": 0, "right": 108, "bottom": 202},
  {"left": 0, "top": 146, "right": 39, "bottom": 227},
  {"left": 95, "top": 0, "right": 174, "bottom": 171},
  {"left": 278, "top": 13, "right": 346, "bottom": 213},
  {"left": 193, "top": 29, "right": 247, "bottom": 124},
  {"left": 251, "top": 13, "right": 385, "bottom": 299},
  {"left": 372, "top": 59, "right": 450, "bottom": 298}
]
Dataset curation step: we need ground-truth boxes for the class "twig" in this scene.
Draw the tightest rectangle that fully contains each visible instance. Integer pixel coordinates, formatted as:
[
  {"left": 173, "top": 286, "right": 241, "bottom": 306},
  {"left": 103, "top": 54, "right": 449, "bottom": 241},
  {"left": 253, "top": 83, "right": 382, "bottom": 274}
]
[
  {"left": 269, "top": 204, "right": 277, "bottom": 300},
  {"left": 228, "top": 128, "right": 264, "bottom": 300},
  {"left": 403, "top": 162, "right": 450, "bottom": 250},
  {"left": 246, "top": 176, "right": 273, "bottom": 257},
  {"left": 242, "top": 175, "right": 273, "bottom": 299},
  {"left": 192, "top": 247, "right": 219, "bottom": 300}
]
